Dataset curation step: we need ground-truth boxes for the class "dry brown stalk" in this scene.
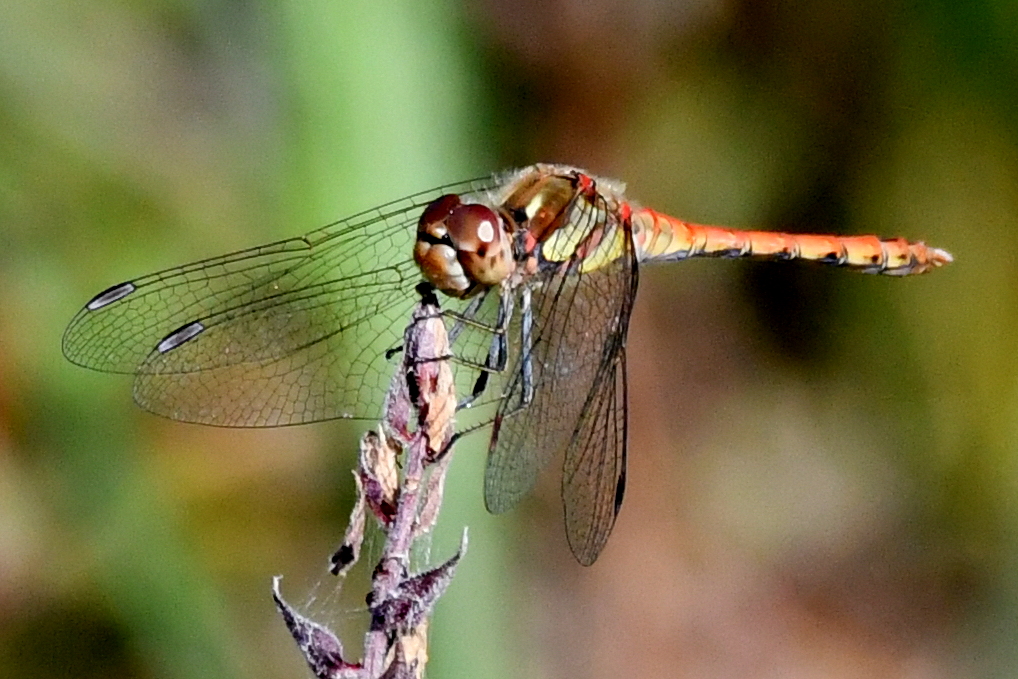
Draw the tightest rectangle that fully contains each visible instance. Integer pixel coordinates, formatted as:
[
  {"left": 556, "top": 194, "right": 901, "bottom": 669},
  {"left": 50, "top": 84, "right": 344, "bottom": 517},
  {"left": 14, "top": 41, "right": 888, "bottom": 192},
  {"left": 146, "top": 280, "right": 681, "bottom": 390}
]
[{"left": 274, "top": 283, "right": 466, "bottom": 679}]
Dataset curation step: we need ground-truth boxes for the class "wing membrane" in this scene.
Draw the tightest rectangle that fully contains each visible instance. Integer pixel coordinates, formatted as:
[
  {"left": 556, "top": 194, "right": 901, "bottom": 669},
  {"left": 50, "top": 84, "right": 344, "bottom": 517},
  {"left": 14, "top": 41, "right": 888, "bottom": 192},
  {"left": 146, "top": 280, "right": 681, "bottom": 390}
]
[
  {"left": 484, "top": 187, "right": 638, "bottom": 563},
  {"left": 63, "top": 177, "right": 494, "bottom": 425},
  {"left": 562, "top": 352, "right": 628, "bottom": 565}
]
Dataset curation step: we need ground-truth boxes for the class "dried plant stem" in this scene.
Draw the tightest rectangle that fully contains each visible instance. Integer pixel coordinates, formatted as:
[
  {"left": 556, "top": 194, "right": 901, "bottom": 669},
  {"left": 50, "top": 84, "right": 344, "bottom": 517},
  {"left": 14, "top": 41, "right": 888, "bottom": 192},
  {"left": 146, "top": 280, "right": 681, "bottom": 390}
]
[
  {"left": 362, "top": 434, "right": 428, "bottom": 675},
  {"left": 274, "top": 283, "right": 465, "bottom": 679}
]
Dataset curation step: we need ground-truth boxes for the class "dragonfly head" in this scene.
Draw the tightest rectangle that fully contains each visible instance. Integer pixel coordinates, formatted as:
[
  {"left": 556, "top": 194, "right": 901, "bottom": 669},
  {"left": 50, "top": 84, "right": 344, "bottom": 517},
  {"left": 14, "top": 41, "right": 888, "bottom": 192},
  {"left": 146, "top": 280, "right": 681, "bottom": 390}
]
[{"left": 414, "top": 194, "right": 514, "bottom": 298}]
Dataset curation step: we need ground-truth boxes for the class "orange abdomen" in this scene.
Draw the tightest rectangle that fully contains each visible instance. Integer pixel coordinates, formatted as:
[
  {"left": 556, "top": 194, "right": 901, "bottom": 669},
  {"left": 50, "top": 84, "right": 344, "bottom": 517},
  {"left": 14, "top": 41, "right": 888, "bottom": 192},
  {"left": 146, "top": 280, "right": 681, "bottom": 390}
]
[{"left": 631, "top": 208, "right": 953, "bottom": 276}]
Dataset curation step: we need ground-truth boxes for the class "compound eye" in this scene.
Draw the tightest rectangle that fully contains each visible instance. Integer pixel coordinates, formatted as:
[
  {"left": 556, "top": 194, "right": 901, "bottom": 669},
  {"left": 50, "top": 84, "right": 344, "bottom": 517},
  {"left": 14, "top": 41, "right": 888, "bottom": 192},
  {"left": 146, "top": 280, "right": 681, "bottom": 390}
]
[
  {"left": 446, "top": 204, "right": 501, "bottom": 254},
  {"left": 418, "top": 194, "right": 462, "bottom": 234}
]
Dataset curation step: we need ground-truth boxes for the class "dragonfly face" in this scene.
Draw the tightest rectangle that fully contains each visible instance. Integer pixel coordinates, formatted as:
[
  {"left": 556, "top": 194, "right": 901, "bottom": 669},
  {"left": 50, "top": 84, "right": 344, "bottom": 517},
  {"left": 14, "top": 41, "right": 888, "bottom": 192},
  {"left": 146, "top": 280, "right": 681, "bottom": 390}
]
[
  {"left": 413, "top": 194, "right": 514, "bottom": 298},
  {"left": 64, "top": 163, "right": 951, "bottom": 564}
]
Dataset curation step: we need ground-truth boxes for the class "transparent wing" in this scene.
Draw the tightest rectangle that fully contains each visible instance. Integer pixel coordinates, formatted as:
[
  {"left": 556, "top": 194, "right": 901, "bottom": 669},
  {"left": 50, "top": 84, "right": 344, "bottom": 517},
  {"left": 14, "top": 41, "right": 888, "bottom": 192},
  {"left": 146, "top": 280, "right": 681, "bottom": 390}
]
[
  {"left": 562, "top": 351, "right": 628, "bottom": 565},
  {"left": 63, "top": 177, "right": 494, "bottom": 426},
  {"left": 484, "top": 189, "right": 638, "bottom": 563}
]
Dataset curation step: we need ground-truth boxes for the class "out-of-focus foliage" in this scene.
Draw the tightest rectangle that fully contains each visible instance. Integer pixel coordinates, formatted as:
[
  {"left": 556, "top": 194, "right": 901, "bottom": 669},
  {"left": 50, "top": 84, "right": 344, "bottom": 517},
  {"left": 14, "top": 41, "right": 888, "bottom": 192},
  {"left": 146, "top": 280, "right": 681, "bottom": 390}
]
[{"left": 0, "top": 0, "right": 1015, "bottom": 678}]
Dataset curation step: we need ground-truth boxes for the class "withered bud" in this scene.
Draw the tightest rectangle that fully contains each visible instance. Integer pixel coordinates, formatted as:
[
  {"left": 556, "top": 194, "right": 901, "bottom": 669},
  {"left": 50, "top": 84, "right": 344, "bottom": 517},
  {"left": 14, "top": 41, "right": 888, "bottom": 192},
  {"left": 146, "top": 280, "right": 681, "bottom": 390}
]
[
  {"left": 358, "top": 430, "right": 400, "bottom": 525},
  {"left": 272, "top": 577, "right": 361, "bottom": 678},
  {"left": 414, "top": 454, "right": 452, "bottom": 538},
  {"left": 369, "top": 531, "right": 467, "bottom": 635},
  {"left": 401, "top": 286, "right": 456, "bottom": 459},
  {"left": 380, "top": 620, "right": 429, "bottom": 679},
  {"left": 330, "top": 472, "right": 366, "bottom": 576}
]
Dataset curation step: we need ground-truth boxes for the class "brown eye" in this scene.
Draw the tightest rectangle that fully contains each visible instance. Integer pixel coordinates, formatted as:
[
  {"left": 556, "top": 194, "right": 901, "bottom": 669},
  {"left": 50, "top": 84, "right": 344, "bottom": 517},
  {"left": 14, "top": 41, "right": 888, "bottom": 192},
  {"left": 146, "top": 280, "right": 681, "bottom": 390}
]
[
  {"left": 446, "top": 204, "right": 500, "bottom": 248},
  {"left": 418, "top": 194, "right": 462, "bottom": 232}
]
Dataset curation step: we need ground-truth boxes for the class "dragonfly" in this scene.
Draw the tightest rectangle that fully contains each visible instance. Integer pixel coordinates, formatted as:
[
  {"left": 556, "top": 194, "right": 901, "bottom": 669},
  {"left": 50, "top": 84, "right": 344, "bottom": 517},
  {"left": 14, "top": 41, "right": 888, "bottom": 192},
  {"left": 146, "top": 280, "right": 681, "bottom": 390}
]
[{"left": 63, "top": 163, "right": 952, "bottom": 565}]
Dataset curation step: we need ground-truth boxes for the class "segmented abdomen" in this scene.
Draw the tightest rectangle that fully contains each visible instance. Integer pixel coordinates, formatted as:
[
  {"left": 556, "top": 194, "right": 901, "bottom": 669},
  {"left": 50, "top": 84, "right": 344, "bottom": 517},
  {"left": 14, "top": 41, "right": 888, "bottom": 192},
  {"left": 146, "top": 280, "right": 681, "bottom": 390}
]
[{"left": 631, "top": 208, "right": 953, "bottom": 275}]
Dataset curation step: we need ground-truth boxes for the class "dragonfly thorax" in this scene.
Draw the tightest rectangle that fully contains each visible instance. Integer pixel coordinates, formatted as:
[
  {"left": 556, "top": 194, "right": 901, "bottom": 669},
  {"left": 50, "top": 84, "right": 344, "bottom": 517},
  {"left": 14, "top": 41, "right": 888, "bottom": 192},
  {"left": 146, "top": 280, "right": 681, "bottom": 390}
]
[{"left": 413, "top": 194, "right": 515, "bottom": 298}]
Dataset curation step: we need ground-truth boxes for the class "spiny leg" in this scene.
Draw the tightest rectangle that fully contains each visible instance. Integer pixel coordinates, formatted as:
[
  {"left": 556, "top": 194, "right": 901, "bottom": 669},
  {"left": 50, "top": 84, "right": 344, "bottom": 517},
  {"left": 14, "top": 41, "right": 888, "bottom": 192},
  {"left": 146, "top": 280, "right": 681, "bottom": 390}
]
[{"left": 459, "top": 286, "right": 515, "bottom": 410}]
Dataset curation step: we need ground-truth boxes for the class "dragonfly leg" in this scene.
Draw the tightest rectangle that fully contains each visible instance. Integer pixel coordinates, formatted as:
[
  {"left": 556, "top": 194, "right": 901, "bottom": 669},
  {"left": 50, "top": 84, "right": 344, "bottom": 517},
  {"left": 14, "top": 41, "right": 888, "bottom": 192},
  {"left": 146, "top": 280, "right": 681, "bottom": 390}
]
[
  {"left": 458, "top": 287, "right": 515, "bottom": 410},
  {"left": 471, "top": 283, "right": 537, "bottom": 420},
  {"left": 486, "top": 282, "right": 542, "bottom": 426},
  {"left": 431, "top": 430, "right": 463, "bottom": 463},
  {"left": 445, "top": 293, "right": 487, "bottom": 345},
  {"left": 520, "top": 285, "right": 534, "bottom": 406}
]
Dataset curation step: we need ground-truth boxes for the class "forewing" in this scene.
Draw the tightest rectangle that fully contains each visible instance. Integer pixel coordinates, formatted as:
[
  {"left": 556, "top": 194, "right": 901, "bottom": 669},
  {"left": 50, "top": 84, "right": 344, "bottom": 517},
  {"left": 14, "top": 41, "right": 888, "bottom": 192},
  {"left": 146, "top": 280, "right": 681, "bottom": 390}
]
[
  {"left": 63, "top": 178, "right": 493, "bottom": 426},
  {"left": 484, "top": 188, "right": 638, "bottom": 560}
]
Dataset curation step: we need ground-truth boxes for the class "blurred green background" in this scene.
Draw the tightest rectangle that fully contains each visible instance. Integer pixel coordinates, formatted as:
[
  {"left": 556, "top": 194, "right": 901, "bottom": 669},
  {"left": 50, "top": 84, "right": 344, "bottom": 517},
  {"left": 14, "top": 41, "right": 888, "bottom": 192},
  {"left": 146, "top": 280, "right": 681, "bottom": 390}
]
[{"left": 1, "top": 0, "right": 1015, "bottom": 677}]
